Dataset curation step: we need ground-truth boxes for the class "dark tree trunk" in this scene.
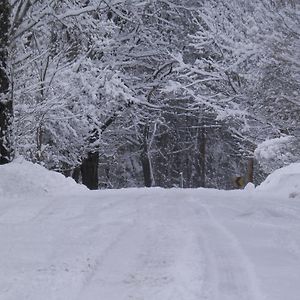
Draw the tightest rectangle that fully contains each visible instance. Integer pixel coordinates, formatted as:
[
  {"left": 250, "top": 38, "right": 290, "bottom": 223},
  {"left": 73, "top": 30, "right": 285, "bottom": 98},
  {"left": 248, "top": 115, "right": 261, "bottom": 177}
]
[
  {"left": 0, "top": 1, "right": 13, "bottom": 165},
  {"left": 141, "top": 150, "right": 152, "bottom": 187},
  {"left": 81, "top": 151, "right": 99, "bottom": 190},
  {"left": 199, "top": 128, "right": 206, "bottom": 187},
  {"left": 80, "top": 126, "right": 100, "bottom": 189},
  {"left": 140, "top": 126, "right": 152, "bottom": 187}
]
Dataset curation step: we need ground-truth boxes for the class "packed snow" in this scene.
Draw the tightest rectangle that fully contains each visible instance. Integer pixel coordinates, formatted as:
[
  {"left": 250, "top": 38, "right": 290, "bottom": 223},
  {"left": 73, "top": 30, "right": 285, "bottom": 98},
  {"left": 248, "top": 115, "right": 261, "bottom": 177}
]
[{"left": 0, "top": 159, "right": 300, "bottom": 300}]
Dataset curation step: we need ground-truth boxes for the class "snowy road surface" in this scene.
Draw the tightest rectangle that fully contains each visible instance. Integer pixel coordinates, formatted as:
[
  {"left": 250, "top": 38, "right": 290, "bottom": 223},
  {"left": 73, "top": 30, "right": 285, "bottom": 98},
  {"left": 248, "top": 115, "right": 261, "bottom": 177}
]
[{"left": 1, "top": 188, "right": 300, "bottom": 300}]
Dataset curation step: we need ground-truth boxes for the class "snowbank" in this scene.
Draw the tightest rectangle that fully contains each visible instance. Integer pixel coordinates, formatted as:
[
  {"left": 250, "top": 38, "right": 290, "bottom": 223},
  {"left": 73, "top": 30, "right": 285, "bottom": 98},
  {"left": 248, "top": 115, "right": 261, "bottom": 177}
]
[
  {"left": 256, "top": 163, "right": 300, "bottom": 199},
  {"left": 0, "top": 157, "right": 87, "bottom": 199}
]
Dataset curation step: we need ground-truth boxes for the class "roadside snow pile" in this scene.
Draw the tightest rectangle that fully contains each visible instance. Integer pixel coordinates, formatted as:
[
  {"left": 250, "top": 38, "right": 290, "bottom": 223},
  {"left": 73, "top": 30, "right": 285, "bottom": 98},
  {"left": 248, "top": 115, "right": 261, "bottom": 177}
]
[
  {"left": 0, "top": 157, "right": 87, "bottom": 199},
  {"left": 256, "top": 163, "right": 300, "bottom": 199}
]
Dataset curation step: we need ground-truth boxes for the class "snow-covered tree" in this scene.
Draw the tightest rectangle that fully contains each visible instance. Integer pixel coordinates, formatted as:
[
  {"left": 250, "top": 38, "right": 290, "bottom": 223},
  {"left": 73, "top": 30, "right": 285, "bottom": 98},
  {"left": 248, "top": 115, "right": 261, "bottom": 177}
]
[
  {"left": 6, "top": 0, "right": 299, "bottom": 189},
  {"left": 0, "top": 0, "right": 13, "bottom": 164}
]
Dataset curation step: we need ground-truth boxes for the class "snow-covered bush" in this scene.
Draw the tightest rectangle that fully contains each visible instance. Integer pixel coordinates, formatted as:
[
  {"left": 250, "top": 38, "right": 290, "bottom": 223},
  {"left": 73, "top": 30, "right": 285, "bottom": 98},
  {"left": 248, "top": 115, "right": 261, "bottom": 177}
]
[{"left": 255, "top": 136, "right": 300, "bottom": 174}]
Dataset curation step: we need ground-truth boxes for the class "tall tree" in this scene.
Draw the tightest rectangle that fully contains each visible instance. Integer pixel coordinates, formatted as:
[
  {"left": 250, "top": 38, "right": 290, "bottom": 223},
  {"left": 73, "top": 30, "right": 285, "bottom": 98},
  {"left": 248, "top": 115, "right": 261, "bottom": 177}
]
[{"left": 0, "top": 0, "right": 13, "bottom": 164}]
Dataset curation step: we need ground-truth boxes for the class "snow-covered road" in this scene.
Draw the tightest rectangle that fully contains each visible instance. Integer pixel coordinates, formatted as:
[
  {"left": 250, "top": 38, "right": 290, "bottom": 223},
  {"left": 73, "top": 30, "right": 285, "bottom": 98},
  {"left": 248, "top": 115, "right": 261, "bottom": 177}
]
[{"left": 1, "top": 187, "right": 300, "bottom": 300}]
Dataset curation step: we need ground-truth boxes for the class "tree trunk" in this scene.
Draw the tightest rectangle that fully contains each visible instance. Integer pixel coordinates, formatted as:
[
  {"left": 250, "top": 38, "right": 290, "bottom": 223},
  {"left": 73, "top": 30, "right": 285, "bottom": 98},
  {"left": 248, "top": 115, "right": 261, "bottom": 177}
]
[
  {"left": 0, "top": 1, "right": 13, "bottom": 165},
  {"left": 141, "top": 150, "right": 152, "bottom": 187},
  {"left": 81, "top": 151, "right": 99, "bottom": 190},
  {"left": 140, "top": 126, "right": 152, "bottom": 187},
  {"left": 199, "top": 128, "right": 206, "bottom": 187}
]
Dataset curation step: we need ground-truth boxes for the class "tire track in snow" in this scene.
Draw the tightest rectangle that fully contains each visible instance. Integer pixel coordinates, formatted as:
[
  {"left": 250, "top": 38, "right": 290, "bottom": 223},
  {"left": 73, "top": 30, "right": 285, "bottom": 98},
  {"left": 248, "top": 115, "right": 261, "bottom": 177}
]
[
  {"left": 77, "top": 194, "right": 207, "bottom": 300},
  {"left": 195, "top": 204, "right": 265, "bottom": 300},
  {"left": 75, "top": 196, "right": 146, "bottom": 299},
  {"left": 125, "top": 197, "right": 207, "bottom": 300}
]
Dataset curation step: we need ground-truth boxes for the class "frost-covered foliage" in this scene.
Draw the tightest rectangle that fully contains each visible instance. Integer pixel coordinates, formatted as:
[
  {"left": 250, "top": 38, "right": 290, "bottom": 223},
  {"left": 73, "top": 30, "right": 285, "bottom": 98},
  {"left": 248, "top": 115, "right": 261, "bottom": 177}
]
[
  {"left": 11, "top": 1, "right": 133, "bottom": 170},
  {"left": 188, "top": 0, "right": 298, "bottom": 129},
  {"left": 255, "top": 136, "right": 300, "bottom": 173}
]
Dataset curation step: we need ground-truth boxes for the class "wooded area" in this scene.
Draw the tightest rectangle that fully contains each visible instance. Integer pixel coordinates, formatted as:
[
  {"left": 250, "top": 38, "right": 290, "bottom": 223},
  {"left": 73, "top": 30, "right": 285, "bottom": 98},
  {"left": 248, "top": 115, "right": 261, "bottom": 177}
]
[{"left": 0, "top": 0, "right": 299, "bottom": 189}]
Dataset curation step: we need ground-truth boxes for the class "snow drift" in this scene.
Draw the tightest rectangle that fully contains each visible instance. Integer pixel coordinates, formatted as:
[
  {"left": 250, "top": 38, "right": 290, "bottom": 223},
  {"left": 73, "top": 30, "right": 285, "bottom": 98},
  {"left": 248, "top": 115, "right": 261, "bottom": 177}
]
[
  {"left": 256, "top": 162, "right": 300, "bottom": 199},
  {"left": 0, "top": 157, "right": 87, "bottom": 199}
]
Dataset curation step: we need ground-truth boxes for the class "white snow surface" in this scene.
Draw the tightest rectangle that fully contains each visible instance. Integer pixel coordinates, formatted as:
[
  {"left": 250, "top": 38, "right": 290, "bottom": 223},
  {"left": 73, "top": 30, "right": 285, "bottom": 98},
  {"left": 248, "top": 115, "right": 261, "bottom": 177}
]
[
  {"left": 0, "top": 160, "right": 300, "bottom": 300},
  {"left": 0, "top": 157, "right": 87, "bottom": 199},
  {"left": 256, "top": 162, "right": 300, "bottom": 199}
]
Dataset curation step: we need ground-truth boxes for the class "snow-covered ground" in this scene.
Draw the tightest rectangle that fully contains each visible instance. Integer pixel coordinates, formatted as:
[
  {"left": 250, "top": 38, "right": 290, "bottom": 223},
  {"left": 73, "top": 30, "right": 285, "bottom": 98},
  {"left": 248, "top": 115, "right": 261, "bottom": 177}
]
[{"left": 0, "top": 159, "right": 300, "bottom": 300}]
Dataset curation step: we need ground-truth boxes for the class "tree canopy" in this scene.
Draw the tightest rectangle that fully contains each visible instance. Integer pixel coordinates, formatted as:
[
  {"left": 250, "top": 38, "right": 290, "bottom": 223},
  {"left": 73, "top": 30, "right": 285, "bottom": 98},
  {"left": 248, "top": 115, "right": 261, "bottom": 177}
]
[{"left": 0, "top": 0, "right": 298, "bottom": 189}]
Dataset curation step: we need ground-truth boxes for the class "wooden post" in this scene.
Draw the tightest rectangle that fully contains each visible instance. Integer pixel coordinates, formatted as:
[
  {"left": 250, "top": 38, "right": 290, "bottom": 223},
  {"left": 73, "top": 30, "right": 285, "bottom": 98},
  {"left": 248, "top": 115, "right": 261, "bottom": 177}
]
[{"left": 247, "top": 157, "right": 254, "bottom": 183}]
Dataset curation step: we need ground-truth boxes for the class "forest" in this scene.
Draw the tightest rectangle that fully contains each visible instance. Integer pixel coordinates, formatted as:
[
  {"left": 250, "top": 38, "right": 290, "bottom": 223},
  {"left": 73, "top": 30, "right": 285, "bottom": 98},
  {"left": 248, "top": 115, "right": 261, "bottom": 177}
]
[{"left": 0, "top": 0, "right": 299, "bottom": 190}]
